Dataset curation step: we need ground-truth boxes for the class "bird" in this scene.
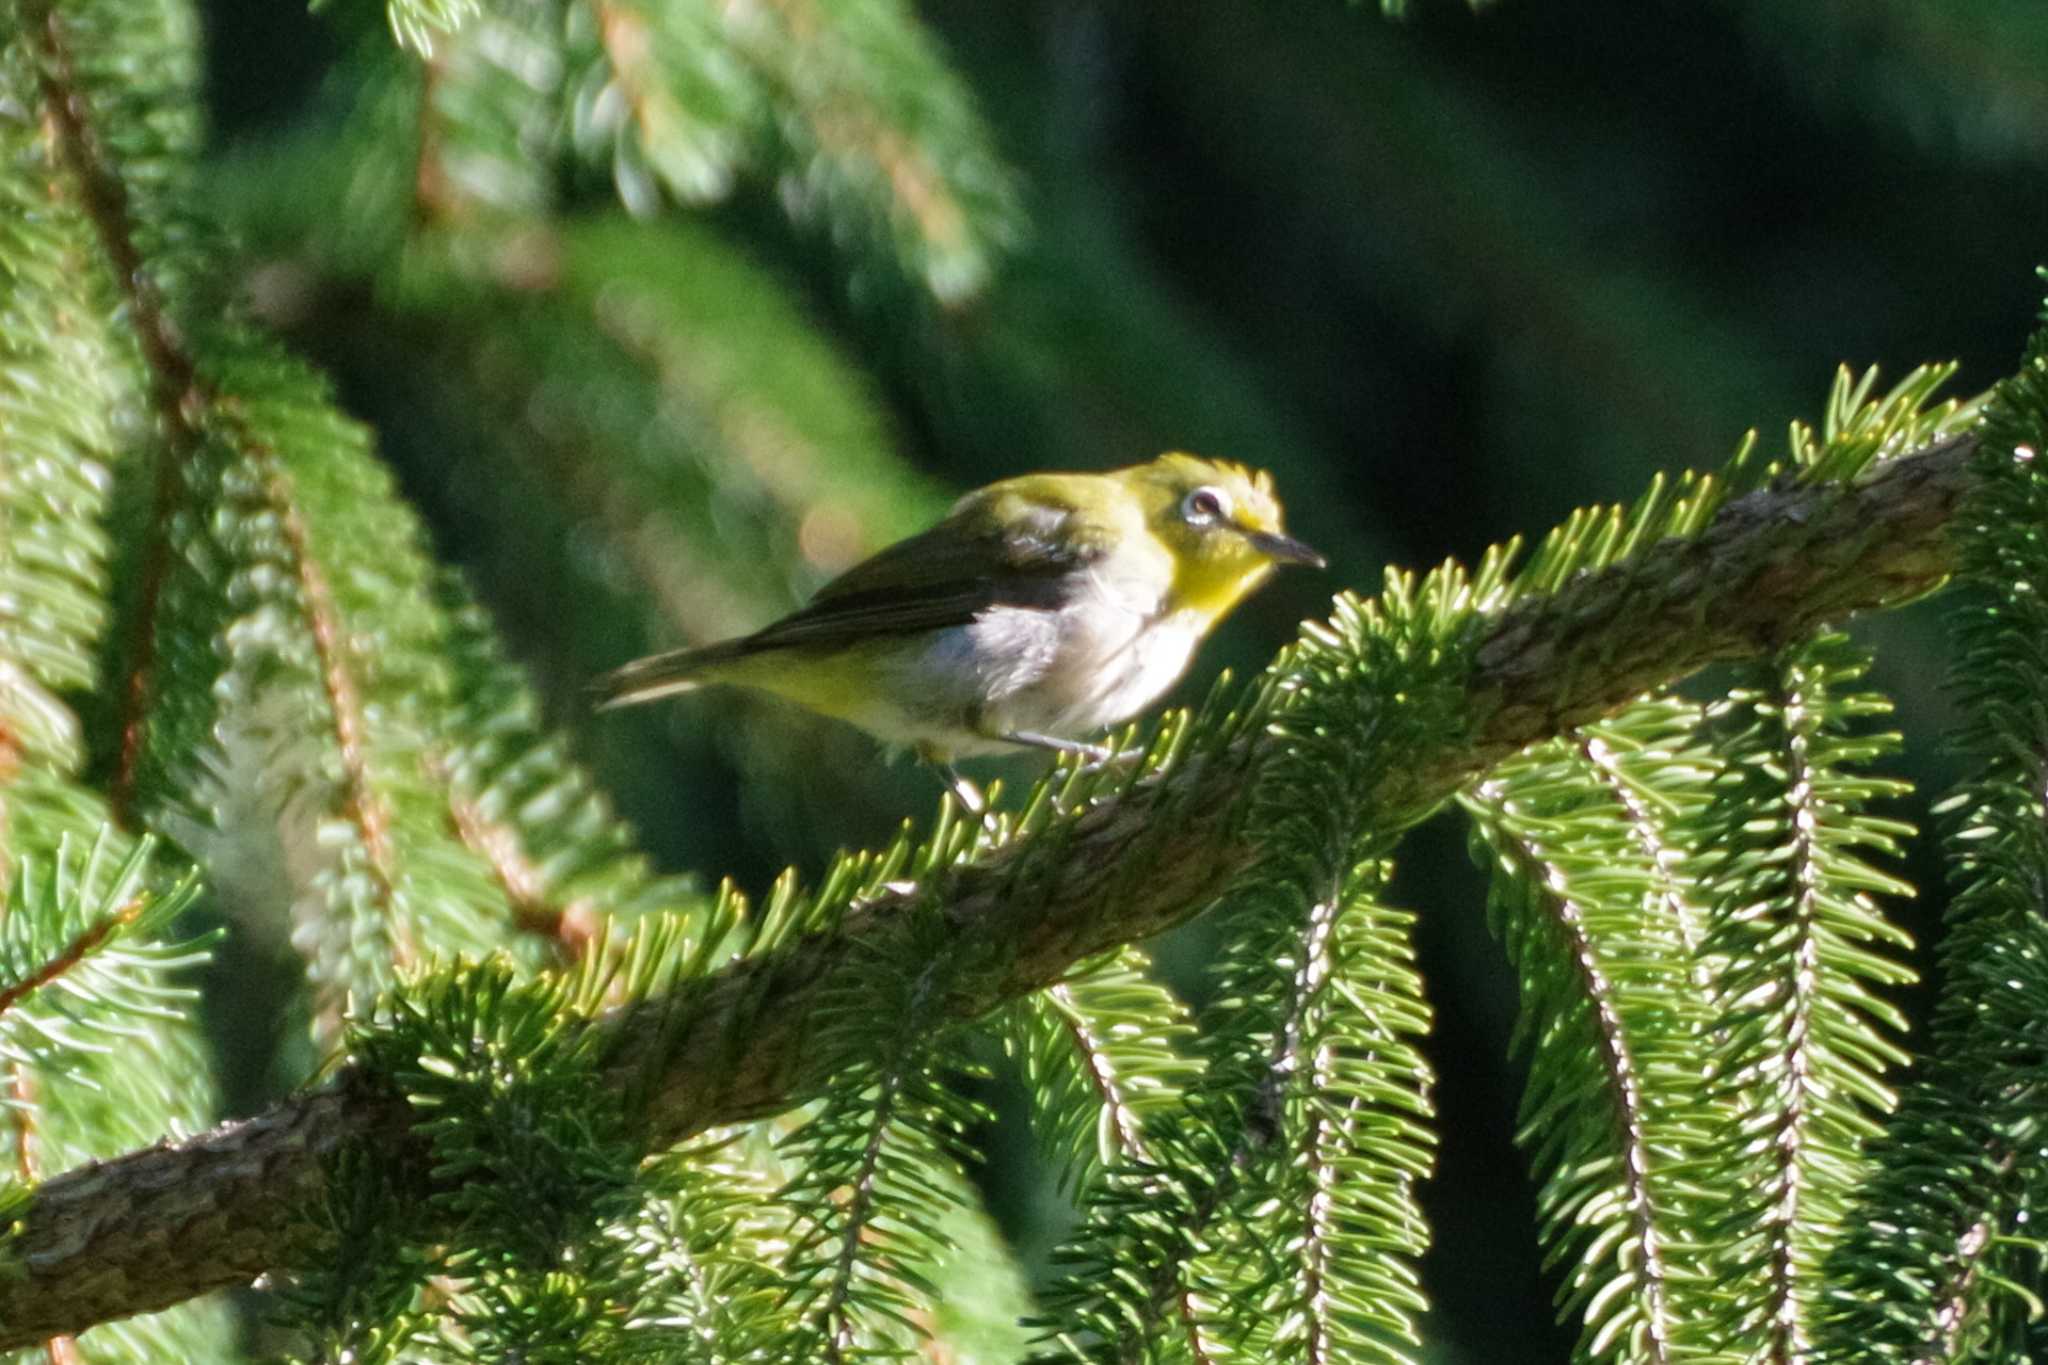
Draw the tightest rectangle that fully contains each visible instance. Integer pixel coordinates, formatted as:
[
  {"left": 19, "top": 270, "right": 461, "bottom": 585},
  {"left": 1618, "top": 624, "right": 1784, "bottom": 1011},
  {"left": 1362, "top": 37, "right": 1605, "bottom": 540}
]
[{"left": 595, "top": 452, "right": 1324, "bottom": 807}]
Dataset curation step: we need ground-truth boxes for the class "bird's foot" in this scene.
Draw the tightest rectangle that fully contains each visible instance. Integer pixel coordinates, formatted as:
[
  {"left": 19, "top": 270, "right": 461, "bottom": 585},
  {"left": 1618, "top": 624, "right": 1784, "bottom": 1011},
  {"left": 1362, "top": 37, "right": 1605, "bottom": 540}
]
[
  {"left": 916, "top": 745, "right": 1003, "bottom": 836},
  {"left": 999, "top": 730, "right": 1116, "bottom": 765}
]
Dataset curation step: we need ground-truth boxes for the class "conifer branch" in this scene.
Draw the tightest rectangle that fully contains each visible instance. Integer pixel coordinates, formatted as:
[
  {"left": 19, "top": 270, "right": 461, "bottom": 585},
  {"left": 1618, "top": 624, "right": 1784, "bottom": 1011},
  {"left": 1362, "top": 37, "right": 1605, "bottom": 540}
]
[
  {"left": 1162, "top": 1183, "right": 1233, "bottom": 1365},
  {"left": 0, "top": 428, "right": 1979, "bottom": 1348},
  {"left": 1285, "top": 895, "right": 1343, "bottom": 1365},
  {"left": 1042, "top": 981, "right": 1153, "bottom": 1164},
  {"left": 425, "top": 585, "right": 698, "bottom": 963},
  {"left": 1077, "top": 1123, "right": 1236, "bottom": 1364},
  {"left": 1815, "top": 352, "right": 2048, "bottom": 1360},
  {"left": 1579, "top": 727, "right": 1711, "bottom": 969},
  {"left": 22, "top": 0, "right": 197, "bottom": 823},
  {"left": 21, "top": 0, "right": 192, "bottom": 405},
  {"left": 1482, "top": 805, "right": 1679, "bottom": 1362},
  {"left": 1927, "top": 1196, "right": 2000, "bottom": 1361},
  {"left": 751, "top": 0, "right": 970, "bottom": 264},
  {"left": 0, "top": 895, "right": 143, "bottom": 1020},
  {"left": 1700, "top": 636, "right": 1915, "bottom": 1359},
  {"left": 1758, "top": 664, "right": 1833, "bottom": 1359},
  {"left": 1010, "top": 954, "right": 1209, "bottom": 1356},
  {"left": 104, "top": 421, "right": 176, "bottom": 826},
  {"left": 433, "top": 755, "right": 604, "bottom": 955},
  {"left": 247, "top": 439, "right": 416, "bottom": 982},
  {"left": 817, "top": 1067, "right": 903, "bottom": 1360}
]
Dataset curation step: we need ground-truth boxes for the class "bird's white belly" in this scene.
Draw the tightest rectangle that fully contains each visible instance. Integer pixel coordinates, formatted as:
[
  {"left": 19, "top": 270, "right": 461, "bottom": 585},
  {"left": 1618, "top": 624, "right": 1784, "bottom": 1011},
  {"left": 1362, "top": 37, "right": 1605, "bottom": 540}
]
[
  {"left": 973, "top": 598, "right": 1200, "bottom": 742},
  {"left": 846, "top": 580, "right": 1201, "bottom": 759}
]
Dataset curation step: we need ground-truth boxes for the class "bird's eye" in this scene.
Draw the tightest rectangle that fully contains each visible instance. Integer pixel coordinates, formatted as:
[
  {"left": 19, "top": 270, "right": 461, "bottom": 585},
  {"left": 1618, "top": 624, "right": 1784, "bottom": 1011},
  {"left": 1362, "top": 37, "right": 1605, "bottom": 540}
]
[{"left": 1182, "top": 487, "right": 1229, "bottom": 524}]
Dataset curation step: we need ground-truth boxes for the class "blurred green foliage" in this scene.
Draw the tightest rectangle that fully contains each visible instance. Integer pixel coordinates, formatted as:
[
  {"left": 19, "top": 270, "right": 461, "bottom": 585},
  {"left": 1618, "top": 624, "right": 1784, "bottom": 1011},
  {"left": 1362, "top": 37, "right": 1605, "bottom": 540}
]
[
  {"left": 3, "top": 0, "right": 2045, "bottom": 1357},
  {"left": 199, "top": 1, "right": 2048, "bottom": 1356}
]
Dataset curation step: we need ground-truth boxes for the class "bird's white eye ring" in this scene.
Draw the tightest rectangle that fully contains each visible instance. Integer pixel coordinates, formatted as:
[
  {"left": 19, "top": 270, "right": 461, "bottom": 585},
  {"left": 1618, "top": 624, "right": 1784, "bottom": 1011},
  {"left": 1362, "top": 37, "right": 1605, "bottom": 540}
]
[{"left": 1182, "top": 487, "right": 1230, "bottom": 524}]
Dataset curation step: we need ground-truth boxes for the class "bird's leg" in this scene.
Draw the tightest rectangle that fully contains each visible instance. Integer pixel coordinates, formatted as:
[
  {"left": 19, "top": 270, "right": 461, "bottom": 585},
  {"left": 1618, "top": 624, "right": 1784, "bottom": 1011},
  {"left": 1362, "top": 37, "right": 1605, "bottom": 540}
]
[
  {"left": 940, "top": 762, "right": 988, "bottom": 817},
  {"left": 914, "top": 743, "right": 995, "bottom": 827},
  {"left": 997, "top": 730, "right": 1112, "bottom": 762},
  {"left": 997, "top": 730, "right": 1129, "bottom": 771}
]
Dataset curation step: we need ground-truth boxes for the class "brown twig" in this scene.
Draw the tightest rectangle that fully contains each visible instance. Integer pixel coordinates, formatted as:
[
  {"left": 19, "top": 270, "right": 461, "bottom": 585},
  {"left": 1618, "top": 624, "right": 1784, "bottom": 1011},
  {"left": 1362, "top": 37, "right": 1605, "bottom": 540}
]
[{"left": 0, "top": 897, "right": 146, "bottom": 1022}]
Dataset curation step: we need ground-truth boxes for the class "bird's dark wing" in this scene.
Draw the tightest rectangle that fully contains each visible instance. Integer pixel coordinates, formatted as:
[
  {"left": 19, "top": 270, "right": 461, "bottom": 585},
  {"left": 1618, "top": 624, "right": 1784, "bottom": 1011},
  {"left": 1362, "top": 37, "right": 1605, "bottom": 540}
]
[{"left": 741, "top": 495, "right": 1105, "bottom": 652}]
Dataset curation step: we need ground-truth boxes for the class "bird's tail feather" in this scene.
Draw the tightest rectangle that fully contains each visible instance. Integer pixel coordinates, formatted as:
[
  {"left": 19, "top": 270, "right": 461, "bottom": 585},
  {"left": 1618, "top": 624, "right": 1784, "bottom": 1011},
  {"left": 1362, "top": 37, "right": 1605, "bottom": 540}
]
[{"left": 593, "top": 641, "right": 754, "bottom": 710}]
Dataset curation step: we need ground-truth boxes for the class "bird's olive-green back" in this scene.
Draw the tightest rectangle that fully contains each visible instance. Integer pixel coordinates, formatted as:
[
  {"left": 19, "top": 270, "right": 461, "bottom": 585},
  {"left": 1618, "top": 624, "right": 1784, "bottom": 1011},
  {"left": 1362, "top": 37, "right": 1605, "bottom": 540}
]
[{"left": 735, "top": 452, "right": 1290, "bottom": 653}]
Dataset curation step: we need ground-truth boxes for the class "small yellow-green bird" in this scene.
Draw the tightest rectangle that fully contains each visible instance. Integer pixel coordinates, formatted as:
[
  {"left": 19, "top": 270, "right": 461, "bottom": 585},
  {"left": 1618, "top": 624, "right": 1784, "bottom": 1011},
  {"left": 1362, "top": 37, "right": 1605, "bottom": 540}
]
[{"left": 596, "top": 452, "right": 1323, "bottom": 793}]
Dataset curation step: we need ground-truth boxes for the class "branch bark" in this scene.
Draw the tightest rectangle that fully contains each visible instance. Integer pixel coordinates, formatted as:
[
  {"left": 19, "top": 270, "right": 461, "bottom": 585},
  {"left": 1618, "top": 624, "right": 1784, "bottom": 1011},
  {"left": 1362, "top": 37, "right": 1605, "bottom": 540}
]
[{"left": 0, "top": 431, "right": 1982, "bottom": 1348}]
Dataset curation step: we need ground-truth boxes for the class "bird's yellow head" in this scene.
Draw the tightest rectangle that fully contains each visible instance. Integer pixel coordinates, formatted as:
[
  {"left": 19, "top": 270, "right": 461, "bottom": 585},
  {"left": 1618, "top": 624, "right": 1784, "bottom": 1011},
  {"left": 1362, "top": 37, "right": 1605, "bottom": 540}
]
[{"left": 1121, "top": 452, "right": 1325, "bottom": 619}]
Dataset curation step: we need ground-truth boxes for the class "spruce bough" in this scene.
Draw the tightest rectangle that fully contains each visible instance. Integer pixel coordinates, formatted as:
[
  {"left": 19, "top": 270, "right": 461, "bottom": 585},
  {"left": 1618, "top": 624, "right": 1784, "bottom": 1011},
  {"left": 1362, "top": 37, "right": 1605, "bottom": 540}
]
[{"left": 0, "top": 428, "right": 1977, "bottom": 1349}]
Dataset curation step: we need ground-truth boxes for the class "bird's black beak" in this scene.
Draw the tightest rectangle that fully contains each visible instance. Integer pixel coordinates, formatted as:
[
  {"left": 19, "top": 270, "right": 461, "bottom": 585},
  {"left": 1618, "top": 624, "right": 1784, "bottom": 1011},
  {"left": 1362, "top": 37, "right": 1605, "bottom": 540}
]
[{"left": 1246, "top": 529, "right": 1328, "bottom": 570}]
